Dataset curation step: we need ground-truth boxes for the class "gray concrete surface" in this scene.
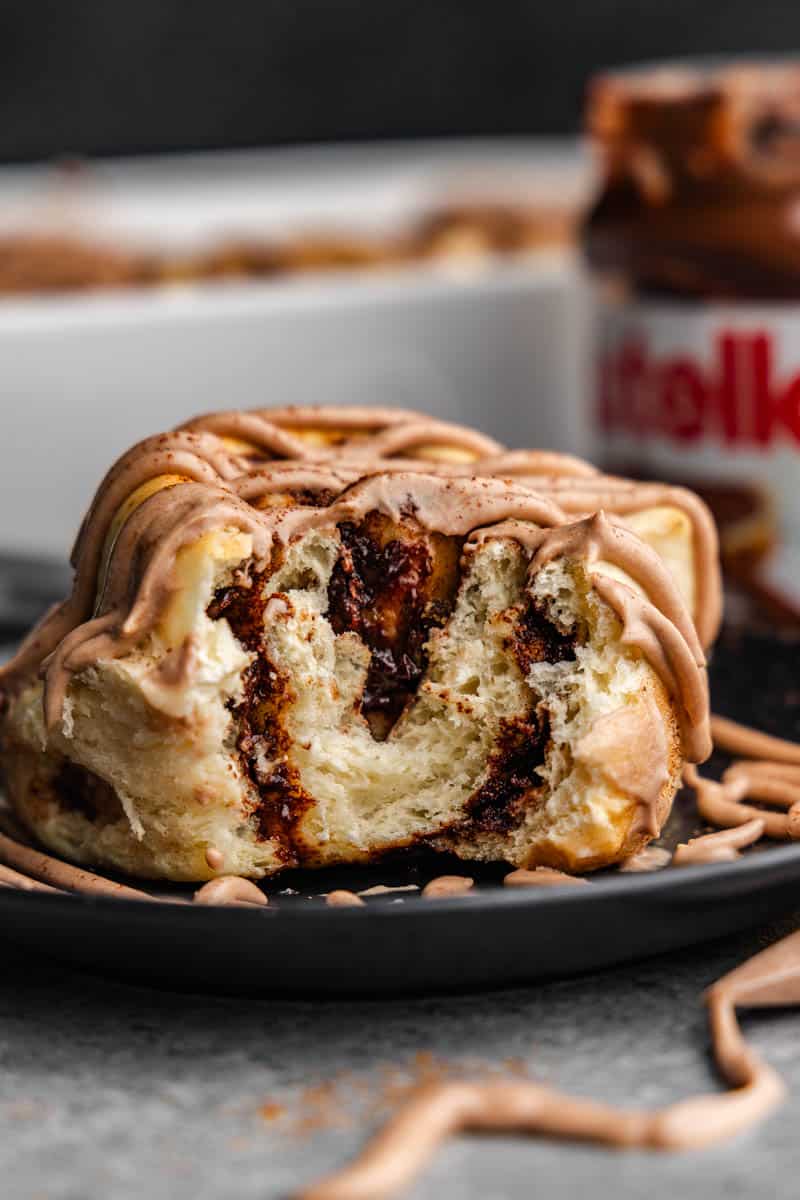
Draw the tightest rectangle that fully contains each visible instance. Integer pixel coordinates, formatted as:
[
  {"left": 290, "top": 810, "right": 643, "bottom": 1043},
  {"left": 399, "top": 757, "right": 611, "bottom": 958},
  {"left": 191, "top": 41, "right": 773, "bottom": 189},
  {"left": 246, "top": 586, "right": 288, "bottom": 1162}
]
[{"left": 2, "top": 917, "right": 800, "bottom": 1200}]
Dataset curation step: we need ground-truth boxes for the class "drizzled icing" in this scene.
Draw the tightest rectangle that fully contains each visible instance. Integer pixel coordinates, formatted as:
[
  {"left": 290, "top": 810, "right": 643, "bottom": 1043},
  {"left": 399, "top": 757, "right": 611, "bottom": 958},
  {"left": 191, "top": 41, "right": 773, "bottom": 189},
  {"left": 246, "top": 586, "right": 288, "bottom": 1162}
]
[
  {"left": 470, "top": 510, "right": 711, "bottom": 762},
  {"left": 421, "top": 876, "right": 475, "bottom": 899},
  {"left": 0, "top": 419, "right": 712, "bottom": 772},
  {"left": 236, "top": 461, "right": 721, "bottom": 647},
  {"left": 243, "top": 468, "right": 721, "bottom": 648},
  {"left": 0, "top": 861, "right": 64, "bottom": 893},
  {"left": 503, "top": 867, "right": 589, "bottom": 887},
  {"left": 0, "top": 829, "right": 149, "bottom": 900},
  {"left": 298, "top": 929, "right": 800, "bottom": 1200},
  {"left": 574, "top": 696, "right": 669, "bottom": 836},
  {"left": 672, "top": 818, "right": 766, "bottom": 866},
  {"left": 619, "top": 846, "right": 672, "bottom": 872},
  {"left": 326, "top": 890, "right": 366, "bottom": 908},
  {"left": 710, "top": 715, "right": 800, "bottom": 764},
  {"left": 544, "top": 479, "right": 721, "bottom": 649},
  {"left": 685, "top": 761, "right": 800, "bottom": 840},
  {"left": 194, "top": 876, "right": 269, "bottom": 907},
  {"left": 179, "top": 406, "right": 505, "bottom": 462},
  {"left": 2, "top": 408, "right": 500, "bottom": 690}
]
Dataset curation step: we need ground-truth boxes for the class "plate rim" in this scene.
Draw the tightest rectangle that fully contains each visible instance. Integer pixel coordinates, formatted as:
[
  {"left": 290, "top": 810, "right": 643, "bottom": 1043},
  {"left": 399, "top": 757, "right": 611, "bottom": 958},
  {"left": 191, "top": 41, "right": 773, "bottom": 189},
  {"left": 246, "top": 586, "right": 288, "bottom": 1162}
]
[{"left": 3, "top": 838, "right": 800, "bottom": 924}]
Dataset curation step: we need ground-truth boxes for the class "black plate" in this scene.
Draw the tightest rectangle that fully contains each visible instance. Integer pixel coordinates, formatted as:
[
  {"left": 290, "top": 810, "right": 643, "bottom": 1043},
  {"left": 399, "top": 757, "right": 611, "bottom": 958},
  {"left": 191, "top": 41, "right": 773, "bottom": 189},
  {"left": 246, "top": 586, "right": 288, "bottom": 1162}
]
[
  {"left": 1, "top": 556, "right": 800, "bottom": 996},
  {"left": 4, "top": 838, "right": 800, "bottom": 996}
]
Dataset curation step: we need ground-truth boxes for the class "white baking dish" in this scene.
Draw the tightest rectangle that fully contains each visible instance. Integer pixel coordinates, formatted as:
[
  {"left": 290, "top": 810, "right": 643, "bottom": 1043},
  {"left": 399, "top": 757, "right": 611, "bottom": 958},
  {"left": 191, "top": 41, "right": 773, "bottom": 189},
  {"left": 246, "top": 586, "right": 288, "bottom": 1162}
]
[{"left": 0, "top": 138, "right": 591, "bottom": 555}]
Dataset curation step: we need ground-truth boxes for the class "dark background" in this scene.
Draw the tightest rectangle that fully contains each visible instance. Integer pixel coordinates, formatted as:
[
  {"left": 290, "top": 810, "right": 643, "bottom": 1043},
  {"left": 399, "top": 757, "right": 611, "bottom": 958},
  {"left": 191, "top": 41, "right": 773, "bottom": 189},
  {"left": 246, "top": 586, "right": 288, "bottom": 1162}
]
[{"left": 1, "top": 0, "right": 799, "bottom": 162}]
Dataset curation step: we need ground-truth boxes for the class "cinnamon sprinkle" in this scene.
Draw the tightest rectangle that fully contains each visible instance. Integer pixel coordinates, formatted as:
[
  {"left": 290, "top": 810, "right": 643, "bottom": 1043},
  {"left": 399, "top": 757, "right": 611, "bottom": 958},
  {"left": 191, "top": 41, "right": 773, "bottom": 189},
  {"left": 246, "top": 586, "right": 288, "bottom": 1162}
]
[{"left": 259, "top": 1051, "right": 531, "bottom": 1139}]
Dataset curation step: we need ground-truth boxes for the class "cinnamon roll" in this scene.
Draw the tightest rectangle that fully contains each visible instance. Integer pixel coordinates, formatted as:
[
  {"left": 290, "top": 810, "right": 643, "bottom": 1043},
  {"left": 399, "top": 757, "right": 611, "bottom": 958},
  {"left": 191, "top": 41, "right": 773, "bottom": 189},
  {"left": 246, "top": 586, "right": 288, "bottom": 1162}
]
[{"left": 0, "top": 408, "right": 715, "bottom": 882}]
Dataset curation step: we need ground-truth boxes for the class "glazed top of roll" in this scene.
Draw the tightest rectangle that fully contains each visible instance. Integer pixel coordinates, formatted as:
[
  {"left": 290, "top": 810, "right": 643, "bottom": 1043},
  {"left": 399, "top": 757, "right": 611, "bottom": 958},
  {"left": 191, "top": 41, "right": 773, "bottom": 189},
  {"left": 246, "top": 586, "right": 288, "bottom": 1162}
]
[
  {"left": 0, "top": 407, "right": 716, "bottom": 761},
  {"left": 179, "top": 407, "right": 720, "bottom": 646}
]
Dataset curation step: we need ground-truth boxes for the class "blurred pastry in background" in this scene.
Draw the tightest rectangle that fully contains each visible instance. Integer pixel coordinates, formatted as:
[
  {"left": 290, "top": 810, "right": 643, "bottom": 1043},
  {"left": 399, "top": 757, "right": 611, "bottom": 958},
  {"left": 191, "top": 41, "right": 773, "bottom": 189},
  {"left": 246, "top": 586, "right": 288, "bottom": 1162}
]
[
  {"left": 0, "top": 232, "right": 155, "bottom": 292},
  {"left": 408, "top": 201, "right": 575, "bottom": 262},
  {"left": 0, "top": 199, "right": 576, "bottom": 295}
]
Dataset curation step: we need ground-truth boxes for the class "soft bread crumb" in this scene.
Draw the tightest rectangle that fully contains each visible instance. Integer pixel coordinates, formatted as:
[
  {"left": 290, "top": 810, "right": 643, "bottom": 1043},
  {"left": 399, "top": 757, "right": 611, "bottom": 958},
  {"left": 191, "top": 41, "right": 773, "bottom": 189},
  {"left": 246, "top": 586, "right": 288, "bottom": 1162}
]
[{"left": 2, "top": 524, "right": 682, "bottom": 880}]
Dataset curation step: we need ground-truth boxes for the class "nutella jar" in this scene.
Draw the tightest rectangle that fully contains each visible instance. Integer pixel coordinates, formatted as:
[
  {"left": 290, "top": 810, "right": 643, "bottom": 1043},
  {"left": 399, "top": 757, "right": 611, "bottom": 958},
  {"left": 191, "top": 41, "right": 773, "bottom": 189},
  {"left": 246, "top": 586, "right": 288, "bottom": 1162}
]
[{"left": 583, "top": 61, "right": 800, "bottom": 620}]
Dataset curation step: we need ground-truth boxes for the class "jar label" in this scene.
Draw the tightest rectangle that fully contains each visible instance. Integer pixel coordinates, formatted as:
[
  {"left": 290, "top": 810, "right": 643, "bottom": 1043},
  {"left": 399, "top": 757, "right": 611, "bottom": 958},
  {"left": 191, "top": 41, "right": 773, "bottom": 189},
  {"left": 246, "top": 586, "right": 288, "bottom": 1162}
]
[{"left": 593, "top": 297, "right": 800, "bottom": 615}]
